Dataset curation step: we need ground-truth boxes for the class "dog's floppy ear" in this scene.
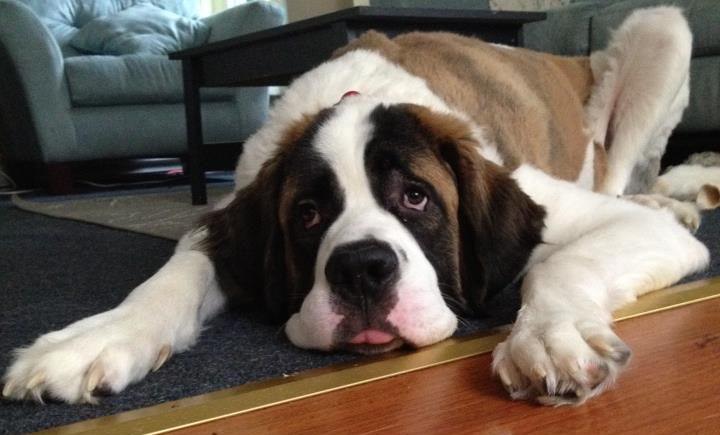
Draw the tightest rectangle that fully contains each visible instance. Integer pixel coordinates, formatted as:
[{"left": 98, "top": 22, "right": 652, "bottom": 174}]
[
  {"left": 449, "top": 144, "right": 546, "bottom": 310},
  {"left": 199, "top": 155, "right": 289, "bottom": 321},
  {"left": 407, "top": 105, "right": 546, "bottom": 312}
]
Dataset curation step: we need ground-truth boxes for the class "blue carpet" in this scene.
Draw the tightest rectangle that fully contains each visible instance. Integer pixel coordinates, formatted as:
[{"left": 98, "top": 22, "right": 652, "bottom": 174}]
[{"left": 0, "top": 198, "right": 718, "bottom": 434}]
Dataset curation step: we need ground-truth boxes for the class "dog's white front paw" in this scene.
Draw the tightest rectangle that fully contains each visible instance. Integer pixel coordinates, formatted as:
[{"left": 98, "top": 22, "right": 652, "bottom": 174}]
[
  {"left": 492, "top": 311, "right": 631, "bottom": 406},
  {"left": 2, "top": 308, "right": 171, "bottom": 404}
]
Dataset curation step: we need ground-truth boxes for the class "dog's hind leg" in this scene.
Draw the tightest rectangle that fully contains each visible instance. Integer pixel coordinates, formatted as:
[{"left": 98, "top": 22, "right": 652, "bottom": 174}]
[
  {"left": 2, "top": 229, "right": 226, "bottom": 404},
  {"left": 585, "top": 6, "right": 692, "bottom": 196}
]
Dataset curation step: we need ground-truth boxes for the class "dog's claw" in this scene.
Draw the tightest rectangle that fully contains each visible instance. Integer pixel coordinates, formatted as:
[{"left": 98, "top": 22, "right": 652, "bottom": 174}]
[
  {"left": 586, "top": 335, "right": 632, "bottom": 364},
  {"left": 152, "top": 345, "right": 171, "bottom": 372},
  {"left": 29, "top": 386, "right": 45, "bottom": 404},
  {"left": 532, "top": 365, "right": 546, "bottom": 380},
  {"left": 586, "top": 335, "right": 614, "bottom": 355},
  {"left": 85, "top": 361, "right": 104, "bottom": 393},
  {"left": 2, "top": 379, "right": 17, "bottom": 398},
  {"left": 585, "top": 361, "right": 610, "bottom": 388},
  {"left": 26, "top": 372, "right": 45, "bottom": 391}
]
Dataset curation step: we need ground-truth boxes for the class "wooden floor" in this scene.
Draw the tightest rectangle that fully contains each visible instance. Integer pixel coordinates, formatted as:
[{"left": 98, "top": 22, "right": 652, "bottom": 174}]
[{"left": 175, "top": 297, "right": 720, "bottom": 435}]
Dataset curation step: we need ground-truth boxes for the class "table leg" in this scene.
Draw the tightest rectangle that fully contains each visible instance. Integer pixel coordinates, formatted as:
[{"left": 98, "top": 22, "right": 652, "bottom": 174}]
[{"left": 182, "top": 59, "right": 207, "bottom": 205}]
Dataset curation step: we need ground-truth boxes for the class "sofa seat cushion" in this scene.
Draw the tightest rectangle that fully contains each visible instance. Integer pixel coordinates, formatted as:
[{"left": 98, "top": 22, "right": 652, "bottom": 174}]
[
  {"left": 679, "top": 55, "right": 720, "bottom": 132},
  {"left": 69, "top": 3, "right": 209, "bottom": 55},
  {"left": 64, "top": 55, "right": 235, "bottom": 106},
  {"left": 591, "top": 0, "right": 720, "bottom": 56}
]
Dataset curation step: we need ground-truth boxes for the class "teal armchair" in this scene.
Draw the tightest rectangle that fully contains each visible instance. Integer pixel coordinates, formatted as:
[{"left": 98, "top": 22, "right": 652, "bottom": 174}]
[{"left": 0, "top": 0, "right": 285, "bottom": 190}]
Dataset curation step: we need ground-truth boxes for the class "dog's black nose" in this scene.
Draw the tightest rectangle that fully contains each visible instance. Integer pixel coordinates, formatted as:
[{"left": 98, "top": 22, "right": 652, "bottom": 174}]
[{"left": 325, "top": 240, "right": 399, "bottom": 302}]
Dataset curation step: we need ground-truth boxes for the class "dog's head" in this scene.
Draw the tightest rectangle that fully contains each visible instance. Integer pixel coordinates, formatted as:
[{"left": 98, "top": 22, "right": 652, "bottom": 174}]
[{"left": 202, "top": 97, "right": 545, "bottom": 354}]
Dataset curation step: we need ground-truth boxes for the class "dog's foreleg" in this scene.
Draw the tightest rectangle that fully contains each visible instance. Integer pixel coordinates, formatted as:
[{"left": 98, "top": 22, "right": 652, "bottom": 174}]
[
  {"left": 2, "top": 230, "right": 225, "bottom": 404},
  {"left": 493, "top": 166, "right": 708, "bottom": 405}
]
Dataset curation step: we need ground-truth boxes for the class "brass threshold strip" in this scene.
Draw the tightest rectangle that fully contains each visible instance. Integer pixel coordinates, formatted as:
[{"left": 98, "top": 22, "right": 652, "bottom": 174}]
[{"left": 40, "top": 277, "right": 720, "bottom": 435}]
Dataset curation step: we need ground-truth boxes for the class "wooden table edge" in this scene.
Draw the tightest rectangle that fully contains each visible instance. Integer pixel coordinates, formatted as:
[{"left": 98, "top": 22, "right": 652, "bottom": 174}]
[{"left": 169, "top": 7, "right": 546, "bottom": 60}]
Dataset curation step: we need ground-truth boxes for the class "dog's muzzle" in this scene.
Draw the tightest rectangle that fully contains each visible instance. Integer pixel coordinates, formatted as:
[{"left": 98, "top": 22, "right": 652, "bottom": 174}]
[{"left": 325, "top": 240, "right": 405, "bottom": 352}]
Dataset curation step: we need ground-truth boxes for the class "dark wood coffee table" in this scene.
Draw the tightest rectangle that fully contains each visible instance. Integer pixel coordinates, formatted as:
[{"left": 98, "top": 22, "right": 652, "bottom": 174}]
[{"left": 170, "top": 7, "right": 545, "bottom": 205}]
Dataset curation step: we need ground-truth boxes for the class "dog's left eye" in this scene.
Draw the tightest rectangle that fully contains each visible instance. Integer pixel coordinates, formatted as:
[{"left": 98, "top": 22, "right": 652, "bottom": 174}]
[
  {"left": 403, "top": 188, "right": 428, "bottom": 211},
  {"left": 298, "top": 200, "right": 321, "bottom": 229}
]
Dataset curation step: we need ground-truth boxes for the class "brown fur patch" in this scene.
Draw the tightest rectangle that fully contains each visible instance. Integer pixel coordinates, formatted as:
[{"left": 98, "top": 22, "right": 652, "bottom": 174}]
[
  {"left": 698, "top": 184, "right": 720, "bottom": 209},
  {"left": 546, "top": 55, "right": 594, "bottom": 104},
  {"left": 400, "top": 105, "right": 466, "bottom": 247},
  {"left": 406, "top": 149, "right": 462, "bottom": 291},
  {"left": 408, "top": 154, "right": 459, "bottom": 217},
  {"left": 402, "top": 104, "right": 546, "bottom": 306},
  {"left": 403, "top": 104, "right": 493, "bottom": 202},
  {"left": 200, "top": 109, "right": 334, "bottom": 319},
  {"left": 274, "top": 109, "right": 334, "bottom": 227},
  {"left": 275, "top": 111, "right": 337, "bottom": 299},
  {"left": 199, "top": 149, "right": 285, "bottom": 313},
  {"left": 593, "top": 141, "right": 608, "bottom": 191},
  {"left": 277, "top": 114, "right": 321, "bottom": 153},
  {"left": 335, "top": 31, "right": 599, "bottom": 183}
]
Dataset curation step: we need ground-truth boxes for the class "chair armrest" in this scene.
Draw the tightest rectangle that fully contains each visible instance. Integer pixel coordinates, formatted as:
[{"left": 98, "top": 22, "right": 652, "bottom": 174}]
[
  {"left": 202, "top": 1, "right": 286, "bottom": 44},
  {"left": 0, "top": 0, "right": 77, "bottom": 163}
]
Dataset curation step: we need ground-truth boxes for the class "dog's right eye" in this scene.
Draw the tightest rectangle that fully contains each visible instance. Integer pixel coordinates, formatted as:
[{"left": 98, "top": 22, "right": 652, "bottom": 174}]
[
  {"left": 298, "top": 200, "right": 321, "bottom": 229},
  {"left": 402, "top": 188, "right": 428, "bottom": 211}
]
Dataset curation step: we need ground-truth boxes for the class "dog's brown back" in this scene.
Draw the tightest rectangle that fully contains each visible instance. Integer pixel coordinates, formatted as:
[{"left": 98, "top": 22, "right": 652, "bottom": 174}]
[{"left": 334, "top": 31, "right": 603, "bottom": 186}]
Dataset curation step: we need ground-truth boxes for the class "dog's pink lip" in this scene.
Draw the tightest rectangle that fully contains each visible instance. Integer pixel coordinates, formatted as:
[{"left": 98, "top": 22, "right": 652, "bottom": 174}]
[{"left": 349, "top": 329, "right": 395, "bottom": 345}]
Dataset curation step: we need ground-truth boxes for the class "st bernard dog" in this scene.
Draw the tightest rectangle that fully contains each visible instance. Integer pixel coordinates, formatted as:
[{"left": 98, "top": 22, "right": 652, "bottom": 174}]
[{"left": 3, "top": 7, "right": 710, "bottom": 406}]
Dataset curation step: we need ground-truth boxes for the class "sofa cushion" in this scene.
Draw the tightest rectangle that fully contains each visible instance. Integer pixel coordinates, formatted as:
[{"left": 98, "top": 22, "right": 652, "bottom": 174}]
[
  {"left": 64, "top": 55, "right": 235, "bottom": 106},
  {"left": 67, "top": 94, "right": 267, "bottom": 161},
  {"left": 678, "top": 55, "right": 720, "bottom": 132},
  {"left": 524, "top": 1, "right": 608, "bottom": 55},
  {"left": 590, "top": 0, "right": 720, "bottom": 56},
  {"left": 70, "top": 3, "right": 209, "bottom": 55},
  {"left": 19, "top": 0, "right": 200, "bottom": 57}
]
